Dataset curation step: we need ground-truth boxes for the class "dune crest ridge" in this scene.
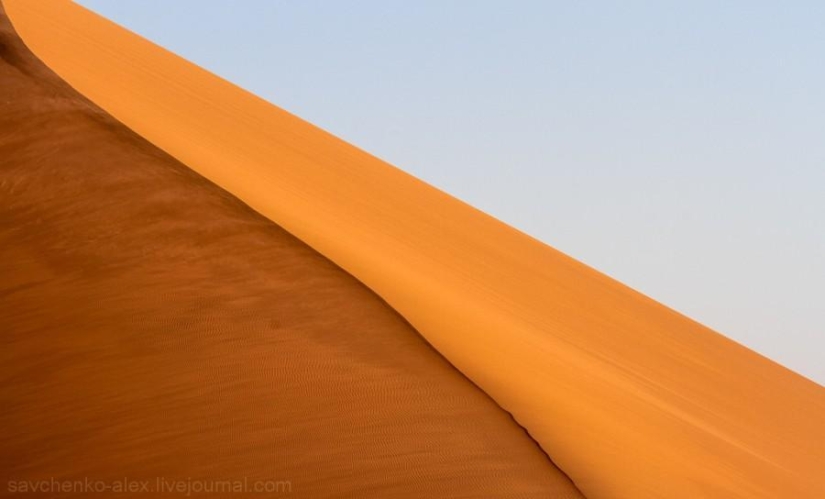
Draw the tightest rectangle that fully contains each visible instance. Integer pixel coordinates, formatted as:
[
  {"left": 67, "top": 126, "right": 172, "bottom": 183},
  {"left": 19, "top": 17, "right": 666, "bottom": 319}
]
[
  {"left": 5, "top": 1, "right": 825, "bottom": 498},
  {"left": 0, "top": 2, "right": 586, "bottom": 498}
]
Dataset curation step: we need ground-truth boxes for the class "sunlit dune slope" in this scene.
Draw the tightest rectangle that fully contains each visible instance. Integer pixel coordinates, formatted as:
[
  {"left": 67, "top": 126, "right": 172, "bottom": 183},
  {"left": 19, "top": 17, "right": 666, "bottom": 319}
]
[
  {"left": 6, "top": 1, "right": 825, "bottom": 498},
  {"left": 0, "top": 4, "right": 585, "bottom": 498}
]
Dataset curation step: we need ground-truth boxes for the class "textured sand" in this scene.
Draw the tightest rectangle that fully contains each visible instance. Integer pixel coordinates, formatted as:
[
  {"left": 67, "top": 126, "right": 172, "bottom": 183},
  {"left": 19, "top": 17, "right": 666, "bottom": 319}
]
[
  {"left": 0, "top": 4, "right": 584, "bottom": 498},
  {"left": 4, "top": 1, "right": 825, "bottom": 498}
]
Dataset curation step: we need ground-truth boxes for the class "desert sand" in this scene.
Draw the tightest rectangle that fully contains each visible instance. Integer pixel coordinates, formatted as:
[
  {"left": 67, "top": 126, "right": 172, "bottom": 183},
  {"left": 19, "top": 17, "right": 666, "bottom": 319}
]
[
  {"left": 3, "top": 1, "right": 825, "bottom": 498},
  {"left": 0, "top": 3, "right": 583, "bottom": 498}
]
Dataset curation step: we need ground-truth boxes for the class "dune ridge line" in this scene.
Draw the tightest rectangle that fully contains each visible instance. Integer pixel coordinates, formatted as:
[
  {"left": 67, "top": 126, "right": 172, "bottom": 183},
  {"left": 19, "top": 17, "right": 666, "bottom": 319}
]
[
  {"left": 0, "top": 2, "right": 589, "bottom": 497},
  {"left": 6, "top": 1, "right": 825, "bottom": 498}
]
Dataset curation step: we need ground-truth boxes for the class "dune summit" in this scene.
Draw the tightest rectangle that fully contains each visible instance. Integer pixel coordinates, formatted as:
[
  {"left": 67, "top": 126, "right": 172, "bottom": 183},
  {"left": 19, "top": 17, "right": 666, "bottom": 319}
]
[
  {"left": 3, "top": 1, "right": 825, "bottom": 498},
  {"left": 0, "top": 3, "right": 583, "bottom": 498}
]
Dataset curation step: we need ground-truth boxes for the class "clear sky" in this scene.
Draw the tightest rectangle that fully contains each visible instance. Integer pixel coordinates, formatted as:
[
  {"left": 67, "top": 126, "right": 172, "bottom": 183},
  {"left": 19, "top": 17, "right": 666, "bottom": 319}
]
[{"left": 77, "top": 0, "right": 824, "bottom": 385}]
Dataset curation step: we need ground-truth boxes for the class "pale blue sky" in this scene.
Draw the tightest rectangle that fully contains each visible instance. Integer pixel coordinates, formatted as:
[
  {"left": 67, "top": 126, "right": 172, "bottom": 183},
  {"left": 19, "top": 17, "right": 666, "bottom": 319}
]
[{"left": 77, "top": 1, "right": 824, "bottom": 384}]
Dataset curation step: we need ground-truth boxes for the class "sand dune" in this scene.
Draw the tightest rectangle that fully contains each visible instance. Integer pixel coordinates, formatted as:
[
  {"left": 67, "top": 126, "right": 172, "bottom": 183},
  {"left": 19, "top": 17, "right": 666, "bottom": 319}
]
[
  {"left": 4, "top": 1, "right": 825, "bottom": 498},
  {"left": 0, "top": 4, "right": 584, "bottom": 498}
]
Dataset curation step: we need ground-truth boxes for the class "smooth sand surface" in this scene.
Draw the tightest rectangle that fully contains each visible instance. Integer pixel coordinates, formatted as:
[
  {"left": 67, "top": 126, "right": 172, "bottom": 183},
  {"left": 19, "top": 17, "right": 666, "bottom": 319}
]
[
  {"left": 5, "top": 1, "right": 825, "bottom": 497},
  {"left": 0, "top": 4, "right": 584, "bottom": 498}
]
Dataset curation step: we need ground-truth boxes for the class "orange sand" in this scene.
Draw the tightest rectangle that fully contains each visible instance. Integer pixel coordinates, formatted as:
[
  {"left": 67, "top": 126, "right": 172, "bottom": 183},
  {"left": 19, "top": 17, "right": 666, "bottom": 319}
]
[
  {"left": 0, "top": 4, "right": 583, "bottom": 498},
  {"left": 5, "top": 1, "right": 825, "bottom": 498}
]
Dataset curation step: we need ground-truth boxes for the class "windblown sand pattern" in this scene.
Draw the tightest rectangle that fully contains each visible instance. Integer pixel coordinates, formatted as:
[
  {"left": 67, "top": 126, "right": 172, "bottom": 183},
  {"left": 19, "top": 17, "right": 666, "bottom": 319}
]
[
  {"left": 2, "top": 1, "right": 825, "bottom": 498},
  {"left": 0, "top": 3, "right": 582, "bottom": 497}
]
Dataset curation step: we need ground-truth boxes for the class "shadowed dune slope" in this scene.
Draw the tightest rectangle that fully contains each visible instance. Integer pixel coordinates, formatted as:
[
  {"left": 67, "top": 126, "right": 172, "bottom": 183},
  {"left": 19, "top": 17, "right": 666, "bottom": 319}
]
[
  {"left": 5, "top": 1, "right": 825, "bottom": 498},
  {"left": 0, "top": 5, "right": 586, "bottom": 498}
]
